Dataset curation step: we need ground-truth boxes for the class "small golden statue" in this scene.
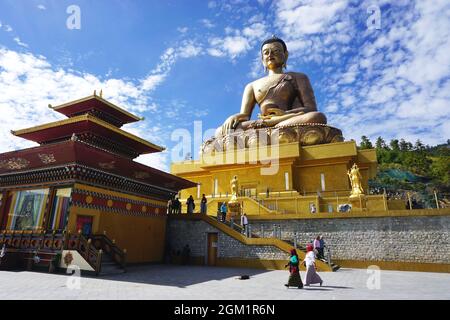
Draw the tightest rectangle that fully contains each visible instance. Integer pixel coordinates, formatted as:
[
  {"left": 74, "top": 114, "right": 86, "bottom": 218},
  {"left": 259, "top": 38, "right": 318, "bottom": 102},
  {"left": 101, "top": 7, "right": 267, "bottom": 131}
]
[
  {"left": 347, "top": 163, "right": 364, "bottom": 199},
  {"left": 229, "top": 175, "right": 238, "bottom": 203}
]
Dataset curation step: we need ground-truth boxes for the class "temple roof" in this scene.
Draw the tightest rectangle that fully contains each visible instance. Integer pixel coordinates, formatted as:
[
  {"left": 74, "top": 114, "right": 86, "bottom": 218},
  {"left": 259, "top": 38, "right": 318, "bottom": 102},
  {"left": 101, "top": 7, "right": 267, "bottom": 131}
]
[
  {"left": 11, "top": 114, "right": 164, "bottom": 155},
  {"left": 0, "top": 140, "right": 195, "bottom": 192},
  {"left": 49, "top": 95, "right": 142, "bottom": 127}
]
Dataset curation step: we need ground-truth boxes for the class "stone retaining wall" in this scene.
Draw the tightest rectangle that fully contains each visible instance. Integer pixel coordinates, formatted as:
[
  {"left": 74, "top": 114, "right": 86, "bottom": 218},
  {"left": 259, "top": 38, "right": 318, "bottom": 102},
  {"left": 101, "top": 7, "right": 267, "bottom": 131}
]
[
  {"left": 167, "top": 219, "right": 289, "bottom": 261},
  {"left": 248, "top": 215, "right": 450, "bottom": 264}
]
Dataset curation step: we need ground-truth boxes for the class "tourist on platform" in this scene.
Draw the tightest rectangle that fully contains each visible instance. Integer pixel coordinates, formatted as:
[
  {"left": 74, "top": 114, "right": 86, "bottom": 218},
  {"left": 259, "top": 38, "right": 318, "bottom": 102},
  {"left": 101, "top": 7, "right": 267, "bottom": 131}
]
[
  {"left": 186, "top": 195, "right": 195, "bottom": 214},
  {"left": 173, "top": 197, "right": 181, "bottom": 214},
  {"left": 303, "top": 244, "right": 323, "bottom": 286},
  {"left": 240, "top": 213, "right": 249, "bottom": 235},
  {"left": 313, "top": 235, "right": 321, "bottom": 258},
  {"left": 200, "top": 194, "right": 207, "bottom": 214},
  {"left": 220, "top": 202, "right": 228, "bottom": 222},
  {"left": 309, "top": 203, "right": 317, "bottom": 214},
  {"left": 284, "top": 248, "right": 303, "bottom": 289},
  {"left": 167, "top": 198, "right": 173, "bottom": 215}
]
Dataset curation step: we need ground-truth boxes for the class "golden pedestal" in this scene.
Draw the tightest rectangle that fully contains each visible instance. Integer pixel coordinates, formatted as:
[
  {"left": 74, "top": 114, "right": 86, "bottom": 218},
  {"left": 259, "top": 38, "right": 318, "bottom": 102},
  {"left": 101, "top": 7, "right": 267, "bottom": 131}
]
[
  {"left": 349, "top": 195, "right": 367, "bottom": 210},
  {"left": 226, "top": 201, "right": 241, "bottom": 221},
  {"left": 171, "top": 140, "right": 379, "bottom": 215}
]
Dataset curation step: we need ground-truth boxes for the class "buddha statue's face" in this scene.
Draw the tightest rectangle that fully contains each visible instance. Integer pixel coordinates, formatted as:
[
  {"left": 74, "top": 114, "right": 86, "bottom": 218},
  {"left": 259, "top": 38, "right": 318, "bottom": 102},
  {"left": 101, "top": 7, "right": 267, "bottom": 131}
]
[{"left": 261, "top": 42, "right": 288, "bottom": 71}]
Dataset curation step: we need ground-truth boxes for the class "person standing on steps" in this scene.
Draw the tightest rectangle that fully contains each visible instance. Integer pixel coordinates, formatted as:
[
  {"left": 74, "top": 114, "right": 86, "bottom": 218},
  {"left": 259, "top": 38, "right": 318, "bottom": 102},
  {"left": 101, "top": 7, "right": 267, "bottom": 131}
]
[
  {"left": 240, "top": 213, "right": 249, "bottom": 236},
  {"left": 220, "top": 202, "right": 228, "bottom": 222},
  {"left": 200, "top": 194, "right": 207, "bottom": 214},
  {"left": 313, "top": 235, "right": 321, "bottom": 258},
  {"left": 186, "top": 195, "right": 195, "bottom": 214}
]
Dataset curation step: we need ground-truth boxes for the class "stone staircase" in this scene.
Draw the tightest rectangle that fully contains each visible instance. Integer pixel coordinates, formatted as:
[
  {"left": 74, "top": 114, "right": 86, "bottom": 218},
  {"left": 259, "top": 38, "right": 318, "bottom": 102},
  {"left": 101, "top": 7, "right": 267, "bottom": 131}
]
[
  {"left": 214, "top": 215, "right": 341, "bottom": 271},
  {"left": 99, "top": 251, "right": 126, "bottom": 275},
  {"left": 201, "top": 214, "right": 337, "bottom": 272}
]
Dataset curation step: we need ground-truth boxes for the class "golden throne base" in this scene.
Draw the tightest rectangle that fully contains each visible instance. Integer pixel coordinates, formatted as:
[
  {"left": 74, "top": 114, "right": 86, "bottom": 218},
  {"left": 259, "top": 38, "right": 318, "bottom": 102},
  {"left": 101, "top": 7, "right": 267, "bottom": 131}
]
[{"left": 202, "top": 124, "right": 344, "bottom": 155}]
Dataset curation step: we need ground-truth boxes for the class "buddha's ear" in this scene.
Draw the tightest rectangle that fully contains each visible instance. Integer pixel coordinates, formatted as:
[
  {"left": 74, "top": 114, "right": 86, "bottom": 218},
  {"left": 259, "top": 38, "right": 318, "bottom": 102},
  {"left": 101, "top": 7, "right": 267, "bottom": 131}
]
[{"left": 284, "top": 50, "right": 289, "bottom": 64}]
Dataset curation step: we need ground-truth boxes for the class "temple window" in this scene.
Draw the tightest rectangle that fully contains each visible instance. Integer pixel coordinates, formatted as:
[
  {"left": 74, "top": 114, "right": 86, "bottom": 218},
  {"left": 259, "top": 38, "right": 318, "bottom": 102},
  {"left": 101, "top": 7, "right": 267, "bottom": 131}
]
[
  {"left": 5, "top": 188, "right": 50, "bottom": 231},
  {"left": 48, "top": 187, "right": 72, "bottom": 231}
]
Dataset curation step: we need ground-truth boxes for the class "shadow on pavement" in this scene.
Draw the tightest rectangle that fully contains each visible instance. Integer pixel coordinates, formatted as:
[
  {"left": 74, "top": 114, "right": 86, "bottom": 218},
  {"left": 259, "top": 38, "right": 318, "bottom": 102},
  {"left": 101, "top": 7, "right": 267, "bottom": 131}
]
[{"left": 92, "top": 264, "right": 270, "bottom": 288}]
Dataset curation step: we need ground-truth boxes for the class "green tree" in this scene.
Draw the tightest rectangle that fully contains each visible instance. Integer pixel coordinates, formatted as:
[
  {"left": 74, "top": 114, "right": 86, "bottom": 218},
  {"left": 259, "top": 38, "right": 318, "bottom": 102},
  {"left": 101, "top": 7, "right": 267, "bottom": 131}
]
[
  {"left": 414, "top": 139, "right": 425, "bottom": 151},
  {"left": 360, "top": 135, "right": 373, "bottom": 149},
  {"left": 399, "top": 139, "right": 411, "bottom": 151},
  {"left": 430, "top": 157, "right": 450, "bottom": 185},
  {"left": 375, "top": 136, "right": 387, "bottom": 149},
  {"left": 390, "top": 139, "right": 400, "bottom": 151}
]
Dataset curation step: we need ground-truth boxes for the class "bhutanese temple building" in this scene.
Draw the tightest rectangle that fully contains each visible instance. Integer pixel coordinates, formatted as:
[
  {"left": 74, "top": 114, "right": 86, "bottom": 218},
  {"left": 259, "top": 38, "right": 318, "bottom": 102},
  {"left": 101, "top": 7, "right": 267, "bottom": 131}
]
[{"left": 0, "top": 93, "right": 195, "bottom": 274}]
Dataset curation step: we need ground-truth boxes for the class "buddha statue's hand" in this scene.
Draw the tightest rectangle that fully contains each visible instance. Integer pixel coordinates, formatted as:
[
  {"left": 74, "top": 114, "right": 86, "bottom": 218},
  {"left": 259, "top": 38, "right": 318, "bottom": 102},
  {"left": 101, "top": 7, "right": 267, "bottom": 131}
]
[{"left": 222, "top": 113, "right": 248, "bottom": 135}]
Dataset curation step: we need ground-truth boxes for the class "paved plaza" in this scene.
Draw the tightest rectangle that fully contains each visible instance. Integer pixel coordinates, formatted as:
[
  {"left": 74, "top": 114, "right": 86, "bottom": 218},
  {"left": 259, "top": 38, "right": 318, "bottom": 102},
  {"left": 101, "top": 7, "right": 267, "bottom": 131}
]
[{"left": 0, "top": 265, "right": 448, "bottom": 300}]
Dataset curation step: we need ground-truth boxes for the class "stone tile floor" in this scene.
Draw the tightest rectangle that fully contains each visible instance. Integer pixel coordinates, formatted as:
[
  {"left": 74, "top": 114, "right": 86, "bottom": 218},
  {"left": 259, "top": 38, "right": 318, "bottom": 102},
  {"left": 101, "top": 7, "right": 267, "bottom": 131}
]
[{"left": 0, "top": 265, "right": 448, "bottom": 300}]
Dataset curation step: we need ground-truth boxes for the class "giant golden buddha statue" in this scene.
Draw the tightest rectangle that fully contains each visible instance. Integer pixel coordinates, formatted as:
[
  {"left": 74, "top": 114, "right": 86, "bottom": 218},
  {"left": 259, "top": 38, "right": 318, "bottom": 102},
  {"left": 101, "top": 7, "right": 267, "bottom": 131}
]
[{"left": 203, "top": 36, "right": 343, "bottom": 154}]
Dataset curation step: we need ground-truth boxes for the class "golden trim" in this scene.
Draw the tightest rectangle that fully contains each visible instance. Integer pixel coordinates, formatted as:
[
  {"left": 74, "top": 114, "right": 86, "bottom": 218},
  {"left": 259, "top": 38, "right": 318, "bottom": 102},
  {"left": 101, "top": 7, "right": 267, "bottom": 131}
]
[
  {"left": 333, "top": 259, "right": 450, "bottom": 273},
  {"left": 12, "top": 114, "right": 164, "bottom": 152},
  {"left": 74, "top": 183, "right": 166, "bottom": 206},
  {"left": 243, "top": 208, "right": 450, "bottom": 220},
  {"left": 49, "top": 95, "right": 142, "bottom": 121}
]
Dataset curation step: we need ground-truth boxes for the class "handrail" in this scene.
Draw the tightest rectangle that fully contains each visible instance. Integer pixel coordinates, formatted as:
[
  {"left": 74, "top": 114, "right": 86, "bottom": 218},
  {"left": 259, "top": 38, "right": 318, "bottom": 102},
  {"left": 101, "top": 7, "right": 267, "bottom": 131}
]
[
  {"left": 90, "top": 234, "right": 127, "bottom": 271},
  {"left": 0, "top": 229, "right": 103, "bottom": 275},
  {"left": 199, "top": 215, "right": 333, "bottom": 271},
  {"left": 65, "top": 231, "right": 103, "bottom": 275}
]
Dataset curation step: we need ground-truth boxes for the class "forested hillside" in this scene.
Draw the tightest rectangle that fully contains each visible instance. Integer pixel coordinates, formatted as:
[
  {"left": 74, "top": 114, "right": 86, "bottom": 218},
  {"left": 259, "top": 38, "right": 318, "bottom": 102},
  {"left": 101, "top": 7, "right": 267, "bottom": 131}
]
[{"left": 358, "top": 136, "right": 449, "bottom": 209}]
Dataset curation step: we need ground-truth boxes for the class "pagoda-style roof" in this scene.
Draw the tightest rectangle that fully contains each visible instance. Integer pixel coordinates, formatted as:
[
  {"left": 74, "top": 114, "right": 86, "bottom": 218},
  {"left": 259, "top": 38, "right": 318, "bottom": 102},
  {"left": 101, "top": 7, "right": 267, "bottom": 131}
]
[
  {"left": 0, "top": 140, "right": 195, "bottom": 192},
  {"left": 49, "top": 95, "right": 142, "bottom": 127},
  {"left": 11, "top": 114, "right": 164, "bottom": 156}
]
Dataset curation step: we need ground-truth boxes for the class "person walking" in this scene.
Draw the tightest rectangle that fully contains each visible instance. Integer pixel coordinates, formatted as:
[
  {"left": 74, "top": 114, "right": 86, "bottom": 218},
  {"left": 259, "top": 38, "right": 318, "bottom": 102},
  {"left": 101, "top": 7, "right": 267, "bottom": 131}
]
[
  {"left": 220, "top": 202, "right": 227, "bottom": 222},
  {"left": 303, "top": 244, "right": 323, "bottom": 286},
  {"left": 200, "top": 194, "right": 207, "bottom": 214},
  {"left": 240, "top": 213, "right": 248, "bottom": 236},
  {"left": 186, "top": 195, "right": 195, "bottom": 214},
  {"left": 284, "top": 248, "right": 303, "bottom": 289}
]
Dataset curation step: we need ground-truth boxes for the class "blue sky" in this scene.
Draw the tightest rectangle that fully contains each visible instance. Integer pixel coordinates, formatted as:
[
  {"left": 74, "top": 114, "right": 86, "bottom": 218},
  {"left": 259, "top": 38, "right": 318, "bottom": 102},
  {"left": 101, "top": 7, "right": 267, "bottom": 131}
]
[{"left": 0, "top": 0, "right": 449, "bottom": 171}]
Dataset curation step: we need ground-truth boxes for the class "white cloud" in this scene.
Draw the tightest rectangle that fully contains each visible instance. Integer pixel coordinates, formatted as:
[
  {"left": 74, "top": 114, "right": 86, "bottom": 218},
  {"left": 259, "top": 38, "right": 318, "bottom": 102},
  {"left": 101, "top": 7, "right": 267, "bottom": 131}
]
[
  {"left": 0, "top": 48, "right": 164, "bottom": 161},
  {"left": 276, "top": 0, "right": 348, "bottom": 35},
  {"left": 177, "top": 27, "right": 188, "bottom": 33},
  {"left": 37, "top": 4, "right": 46, "bottom": 10},
  {"left": 200, "top": 19, "right": 215, "bottom": 29},
  {"left": 272, "top": 0, "right": 450, "bottom": 145},
  {"left": 209, "top": 36, "right": 251, "bottom": 58},
  {"left": 141, "top": 74, "right": 166, "bottom": 91},
  {"left": 13, "top": 37, "right": 29, "bottom": 48}
]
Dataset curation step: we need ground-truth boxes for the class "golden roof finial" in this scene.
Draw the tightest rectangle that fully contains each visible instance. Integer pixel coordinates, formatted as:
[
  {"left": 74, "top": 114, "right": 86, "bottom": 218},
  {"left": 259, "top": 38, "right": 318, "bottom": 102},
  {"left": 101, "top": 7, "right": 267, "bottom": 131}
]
[
  {"left": 100, "top": 89, "right": 103, "bottom": 98},
  {"left": 93, "top": 90, "right": 97, "bottom": 96}
]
